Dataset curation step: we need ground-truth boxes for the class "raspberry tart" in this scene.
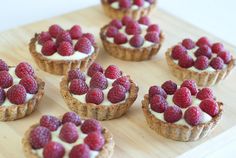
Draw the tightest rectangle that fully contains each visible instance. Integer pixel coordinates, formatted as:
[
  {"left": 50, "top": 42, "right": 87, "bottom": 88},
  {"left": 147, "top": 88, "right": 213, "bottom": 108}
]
[
  {"left": 165, "top": 37, "right": 235, "bottom": 86},
  {"left": 60, "top": 63, "right": 138, "bottom": 120},
  {"left": 22, "top": 112, "right": 114, "bottom": 158},
  {"left": 0, "top": 59, "right": 45, "bottom": 121},
  {"left": 142, "top": 79, "right": 223, "bottom": 141},
  {"left": 29, "top": 24, "right": 99, "bottom": 75},
  {"left": 100, "top": 16, "right": 164, "bottom": 61}
]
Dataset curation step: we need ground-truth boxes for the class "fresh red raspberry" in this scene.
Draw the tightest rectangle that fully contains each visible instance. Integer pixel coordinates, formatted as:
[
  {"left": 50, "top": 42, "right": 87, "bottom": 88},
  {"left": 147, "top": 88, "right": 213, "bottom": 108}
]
[
  {"left": 182, "top": 38, "right": 195, "bottom": 50},
  {"left": 147, "top": 24, "right": 160, "bottom": 33},
  {"left": 129, "top": 35, "right": 144, "bottom": 48},
  {"left": 125, "top": 21, "right": 141, "bottom": 35},
  {"left": 48, "top": 24, "right": 63, "bottom": 38},
  {"left": 112, "top": 76, "right": 131, "bottom": 92},
  {"left": 199, "top": 99, "right": 219, "bottom": 117},
  {"left": 0, "top": 59, "right": 9, "bottom": 71},
  {"left": 194, "top": 56, "right": 209, "bottom": 70},
  {"left": 180, "top": 80, "right": 198, "bottom": 95},
  {"left": 30, "top": 126, "right": 51, "bottom": 149},
  {"left": 105, "top": 65, "right": 121, "bottom": 79},
  {"left": 82, "top": 33, "right": 96, "bottom": 45},
  {"left": 15, "top": 62, "right": 35, "bottom": 78},
  {"left": 81, "top": 119, "right": 102, "bottom": 134},
  {"left": 196, "top": 36, "right": 211, "bottom": 47},
  {"left": 40, "top": 115, "right": 61, "bottom": 131},
  {"left": 173, "top": 87, "right": 192, "bottom": 108},
  {"left": 106, "top": 26, "right": 118, "bottom": 38},
  {"left": 57, "top": 41, "right": 74, "bottom": 56},
  {"left": 19, "top": 76, "right": 38, "bottom": 94},
  {"left": 114, "top": 32, "right": 128, "bottom": 44},
  {"left": 145, "top": 31, "right": 160, "bottom": 43},
  {"left": 68, "top": 69, "right": 86, "bottom": 81},
  {"left": 56, "top": 31, "right": 72, "bottom": 46},
  {"left": 138, "top": 16, "right": 150, "bottom": 25},
  {"left": 59, "top": 122, "right": 79, "bottom": 143},
  {"left": 69, "top": 144, "right": 90, "bottom": 158},
  {"left": 75, "top": 37, "right": 92, "bottom": 54},
  {"left": 87, "top": 62, "right": 104, "bottom": 77},
  {"left": 41, "top": 40, "right": 57, "bottom": 56},
  {"left": 218, "top": 51, "right": 232, "bottom": 64},
  {"left": 210, "top": 57, "right": 224, "bottom": 70},
  {"left": 122, "top": 16, "right": 133, "bottom": 26},
  {"left": 7, "top": 84, "right": 26, "bottom": 105},
  {"left": 178, "top": 53, "right": 194, "bottom": 68},
  {"left": 69, "top": 25, "right": 82, "bottom": 39},
  {"left": 38, "top": 32, "right": 52, "bottom": 45},
  {"left": 86, "top": 88, "right": 104, "bottom": 104},
  {"left": 184, "top": 106, "right": 202, "bottom": 126},
  {"left": 196, "top": 87, "right": 214, "bottom": 100},
  {"left": 0, "top": 71, "right": 13, "bottom": 88},
  {"left": 134, "top": 0, "right": 144, "bottom": 6},
  {"left": 69, "top": 79, "right": 88, "bottom": 95},
  {"left": 43, "top": 141, "right": 65, "bottom": 158},
  {"left": 0, "top": 88, "right": 6, "bottom": 104},
  {"left": 109, "top": 19, "right": 123, "bottom": 29},
  {"left": 149, "top": 86, "right": 167, "bottom": 99},
  {"left": 195, "top": 45, "right": 212, "bottom": 59},
  {"left": 90, "top": 72, "right": 108, "bottom": 90},
  {"left": 84, "top": 132, "right": 105, "bottom": 151},
  {"left": 119, "top": 0, "right": 132, "bottom": 9},
  {"left": 108, "top": 85, "right": 126, "bottom": 103},
  {"left": 171, "top": 45, "right": 187, "bottom": 60},
  {"left": 164, "top": 106, "right": 183, "bottom": 123},
  {"left": 161, "top": 80, "right": 177, "bottom": 95},
  {"left": 62, "top": 112, "right": 81, "bottom": 126},
  {"left": 150, "top": 95, "right": 168, "bottom": 113},
  {"left": 211, "top": 42, "right": 224, "bottom": 54}
]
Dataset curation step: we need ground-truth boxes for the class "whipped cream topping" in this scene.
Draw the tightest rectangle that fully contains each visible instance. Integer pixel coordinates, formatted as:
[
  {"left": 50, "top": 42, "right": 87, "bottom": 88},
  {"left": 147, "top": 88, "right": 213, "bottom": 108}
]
[{"left": 110, "top": 1, "right": 150, "bottom": 10}]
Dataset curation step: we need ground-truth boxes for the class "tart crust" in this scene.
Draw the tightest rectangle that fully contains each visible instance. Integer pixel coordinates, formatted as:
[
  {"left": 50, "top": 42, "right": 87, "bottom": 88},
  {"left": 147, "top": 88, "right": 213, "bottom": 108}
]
[
  {"left": 100, "top": 25, "right": 164, "bottom": 61},
  {"left": 0, "top": 77, "right": 45, "bottom": 121},
  {"left": 60, "top": 75, "right": 139, "bottom": 121},
  {"left": 29, "top": 34, "right": 99, "bottom": 76},
  {"left": 165, "top": 48, "right": 236, "bottom": 86},
  {"left": 101, "top": 0, "right": 156, "bottom": 20},
  {"left": 142, "top": 94, "right": 223, "bottom": 141}
]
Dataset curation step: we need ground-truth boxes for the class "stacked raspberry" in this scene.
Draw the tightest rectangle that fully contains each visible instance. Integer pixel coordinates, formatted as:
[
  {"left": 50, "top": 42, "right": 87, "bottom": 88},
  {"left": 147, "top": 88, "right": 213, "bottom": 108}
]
[
  {"left": 171, "top": 37, "right": 232, "bottom": 70},
  {"left": 0, "top": 59, "right": 38, "bottom": 105},
  {"left": 149, "top": 79, "right": 220, "bottom": 126},
  {"left": 68, "top": 62, "right": 131, "bottom": 105},
  {"left": 108, "top": 0, "right": 155, "bottom": 9},
  {"left": 30, "top": 112, "right": 105, "bottom": 158},
  {"left": 37, "top": 24, "right": 95, "bottom": 56}
]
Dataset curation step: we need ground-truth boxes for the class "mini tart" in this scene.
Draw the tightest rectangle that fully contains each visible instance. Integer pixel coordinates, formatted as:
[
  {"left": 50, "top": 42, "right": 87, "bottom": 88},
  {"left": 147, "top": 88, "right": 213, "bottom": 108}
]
[{"left": 101, "top": 0, "right": 156, "bottom": 20}]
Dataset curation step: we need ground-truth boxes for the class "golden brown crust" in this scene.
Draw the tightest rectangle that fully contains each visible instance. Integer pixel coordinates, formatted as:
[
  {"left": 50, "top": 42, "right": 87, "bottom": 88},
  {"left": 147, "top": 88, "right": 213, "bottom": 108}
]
[
  {"left": 100, "top": 25, "right": 164, "bottom": 61},
  {"left": 101, "top": 0, "right": 156, "bottom": 20},
  {"left": 0, "top": 77, "right": 45, "bottom": 121},
  {"left": 29, "top": 34, "right": 99, "bottom": 76},
  {"left": 142, "top": 94, "right": 223, "bottom": 141},
  {"left": 165, "top": 48, "right": 236, "bottom": 86}
]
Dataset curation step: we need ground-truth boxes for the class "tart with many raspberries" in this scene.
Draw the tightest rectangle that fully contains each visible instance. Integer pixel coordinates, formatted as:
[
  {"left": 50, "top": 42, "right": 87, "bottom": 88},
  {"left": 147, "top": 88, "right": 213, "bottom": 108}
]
[
  {"left": 60, "top": 62, "right": 138, "bottom": 120},
  {"left": 165, "top": 37, "right": 235, "bottom": 86},
  {"left": 29, "top": 24, "right": 99, "bottom": 75},
  {"left": 101, "top": 0, "right": 156, "bottom": 20},
  {"left": 22, "top": 112, "right": 114, "bottom": 158},
  {"left": 100, "top": 16, "right": 164, "bottom": 61},
  {"left": 0, "top": 59, "right": 45, "bottom": 121},
  {"left": 142, "top": 79, "right": 223, "bottom": 141}
]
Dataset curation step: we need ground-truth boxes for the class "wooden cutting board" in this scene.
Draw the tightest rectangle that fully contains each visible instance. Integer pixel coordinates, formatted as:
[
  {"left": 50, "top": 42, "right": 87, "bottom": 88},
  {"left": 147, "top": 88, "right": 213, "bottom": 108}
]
[{"left": 0, "top": 5, "right": 235, "bottom": 158}]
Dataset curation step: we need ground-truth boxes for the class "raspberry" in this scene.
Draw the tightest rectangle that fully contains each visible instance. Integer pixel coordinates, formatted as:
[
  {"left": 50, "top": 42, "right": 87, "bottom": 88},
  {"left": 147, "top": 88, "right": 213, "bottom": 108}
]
[
  {"left": 210, "top": 57, "right": 224, "bottom": 70},
  {"left": 106, "top": 26, "right": 118, "bottom": 38},
  {"left": 178, "top": 53, "right": 194, "bottom": 68},
  {"left": 145, "top": 31, "right": 160, "bottom": 43},
  {"left": 86, "top": 88, "right": 104, "bottom": 104},
  {"left": 59, "top": 122, "right": 79, "bottom": 143},
  {"left": 41, "top": 40, "right": 57, "bottom": 56},
  {"left": 0, "top": 88, "right": 6, "bottom": 104},
  {"left": 0, "top": 59, "right": 8, "bottom": 71},
  {"left": 69, "top": 79, "right": 88, "bottom": 95},
  {"left": 112, "top": 76, "right": 131, "bottom": 92},
  {"left": 108, "top": 85, "right": 126, "bottom": 103},
  {"left": 129, "top": 35, "right": 144, "bottom": 48},
  {"left": 90, "top": 72, "right": 108, "bottom": 90},
  {"left": 122, "top": 16, "right": 133, "bottom": 26},
  {"left": 109, "top": 19, "right": 123, "bottom": 29},
  {"left": 180, "top": 80, "right": 198, "bottom": 95},
  {"left": 40, "top": 115, "right": 61, "bottom": 131},
  {"left": 38, "top": 32, "right": 52, "bottom": 45},
  {"left": 62, "top": 112, "right": 81, "bottom": 126},
  {"left": 148, "top": 86, "right": 167, "bottom": 99},
  {"left": 43, "top": 142, "right": 65, "bottom": 158},
  {"left": 211, "top": 42, "right": 224, "bottom": 54},
  {"left": 56, "top": 31, "right": 72, "bottom": 46},
  {"left": 19, "top": 76, "right": 38, "bottom": 94},
  {"left": 164, "top": 106, "right": 183, "bottom": 123},
  {"left": 114, "top": 32, "right": 128, "bottom": 44},
  {"left": 218, "top": 51, "right": 232, "bottom": 64},
  {"left": 7, "top": 84, "right": 26, "bottom": 105},
  {"left": 69, "top": 144, "right": 90, "bottom": 158},
  {"left": 84, "top": 132, "right": 105, "bottom": 151},
  {"left": 69, "top": 25, "right": 82, "bottom": 39},
  {"left": 194, "top": 56, "right": 209, "bottom": 70},
  {"left": 119, "top": 0, "right": 132, "bottom": 9},
  {"left": 104, "top": 65, "right": 121, "bottom": 79},
  {"left": 171, "top": 45, "right": 187, "bottom": 60},
  {"left": 138, "top": 16, "right": 150, "bottom": 25},
  {"left": 196, "top": 87, "right": 214, "bottom": 100},
  {"left": 196, "top": 36, "right": 211, "bottom": 47},
  {"left": 68, "top": 69, "right": 86, "bottom": 81},
  {"left": 0, "top": 71, "right": 13, "bottom": 88},
  {"left": 161, "top": 80, "right": 177, "bottom": 95},
  {"left": 125, "top": 21, "right": 141, "bottom": 35},
  {"left": 195, "top": 45, "right": 212, "bottom": 59},
  {"left": 150, "top": 95, "right": 168, "bottom": 113},
  {"left": 134, "top": 0, "right": 144, "bottom": 6},
  {"left": 147, "top": 24, "right": 160, "bottom": 33},
  {"left": 173, "top": 87, "right": 192, "bottom": 108},
  {"left": 30, "top": 126, "right": 51, "bottom": 149},
  {"left": 184, "top": 106, "right": 202, "bottom": 126},
  {"left": 15, "top": 62, "right": 35, "bottom": 78},
  {"left": 199, "top": 99, "right": 219, "bottom": 117},
  {"left": 58, "top": 41, "right": 74, "bottom": 56},
  {"left": 81, "top": 119, "right": 102, "bottom": 134},
  {"left": 75, "top": 37, "right": 92, "bottom": 54},
  {"left": 49, "top": 24, "right": 63, "bottom": 38},
  {"left": 82, "top": 33, "right": 96, "bottom": 45},
  {"left": 182, "top": 38, "right": 195, "bottom": 50},
  {"left": 87, "top": 62, "right": 104, "bottom": 77}
]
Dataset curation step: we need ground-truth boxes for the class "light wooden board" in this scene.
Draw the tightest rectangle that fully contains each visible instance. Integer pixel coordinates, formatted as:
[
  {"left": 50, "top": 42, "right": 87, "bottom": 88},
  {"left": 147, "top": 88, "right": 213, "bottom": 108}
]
[{"left": 0, "top": 5, "right": 235, "bottom": 158}]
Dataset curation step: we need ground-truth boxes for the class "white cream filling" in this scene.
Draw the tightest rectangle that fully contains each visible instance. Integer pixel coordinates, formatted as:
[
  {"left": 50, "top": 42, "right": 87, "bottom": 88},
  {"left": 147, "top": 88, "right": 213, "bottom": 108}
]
[{"left": 111, "top": 1, "right": 150, "bottom": 10}]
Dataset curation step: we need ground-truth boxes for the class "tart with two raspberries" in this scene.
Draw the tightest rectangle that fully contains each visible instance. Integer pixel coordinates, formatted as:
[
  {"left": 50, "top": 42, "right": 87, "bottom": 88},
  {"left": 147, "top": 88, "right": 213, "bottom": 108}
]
[
  {"left": 0, "top": 59, "right": 45, "bottom": 121},
  {"left": 22, "top": 112, "right": 114, "bottom": 158},
  {"left": 101, "top": 0, "right": 156, "bottom": 20},
  {"left": 29, "top": 24, "right": 99, "bottom": 75},
  {"left": 60, "top": 62, "right": 138, "bottom": 120},
  {"left": 165, "top": 37, "right": 235, "bottom": 86},
  {"left": 100, "top": 16, "right": 164, "bottom": 61},
  {"left": 142, "top": 79, "right": 223, "bottom": 141}
]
